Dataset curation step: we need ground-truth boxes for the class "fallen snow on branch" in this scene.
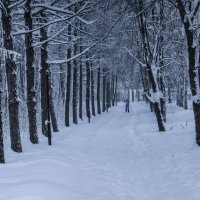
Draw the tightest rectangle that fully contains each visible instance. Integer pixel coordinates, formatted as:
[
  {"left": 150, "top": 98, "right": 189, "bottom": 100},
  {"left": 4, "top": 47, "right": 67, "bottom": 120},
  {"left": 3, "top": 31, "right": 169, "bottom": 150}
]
[{"left": 0, "top": 48, "right": 21, "bottom": 62}]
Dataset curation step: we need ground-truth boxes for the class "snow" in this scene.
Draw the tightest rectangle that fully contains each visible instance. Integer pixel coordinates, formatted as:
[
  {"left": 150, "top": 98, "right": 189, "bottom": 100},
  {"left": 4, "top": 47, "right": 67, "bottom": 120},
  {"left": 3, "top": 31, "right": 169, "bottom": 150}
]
[
  {"left": 1, "top": 101, "right": 200, "bottom": 200},
  {"left": 0, "top": 48, "right": 21, "bottom": 62}
]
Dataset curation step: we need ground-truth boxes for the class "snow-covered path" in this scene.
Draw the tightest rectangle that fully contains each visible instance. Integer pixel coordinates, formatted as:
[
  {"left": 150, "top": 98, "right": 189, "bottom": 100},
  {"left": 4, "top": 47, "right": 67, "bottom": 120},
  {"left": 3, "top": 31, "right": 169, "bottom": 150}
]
[{"left": 1, "top": 102, "right": 200, "bottom": 200}]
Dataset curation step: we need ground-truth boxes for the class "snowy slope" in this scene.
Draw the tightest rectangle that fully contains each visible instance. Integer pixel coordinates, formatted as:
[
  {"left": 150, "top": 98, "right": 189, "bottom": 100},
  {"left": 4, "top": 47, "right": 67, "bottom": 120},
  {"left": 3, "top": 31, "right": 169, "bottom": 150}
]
[{"left": 0, "top": 102, "right": 200, "bottom": 200}]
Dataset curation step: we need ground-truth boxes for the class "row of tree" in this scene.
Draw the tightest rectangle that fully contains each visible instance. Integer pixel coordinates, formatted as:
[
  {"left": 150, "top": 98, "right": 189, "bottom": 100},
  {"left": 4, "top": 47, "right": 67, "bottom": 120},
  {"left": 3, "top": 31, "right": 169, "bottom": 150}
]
[
  {"left": 125, "top": 0, "right": 200, "bottom": 142},
  {"left": 0, "top": 0, "right": 121, "bottom": 163},
  {"left": 0, "top": 0, "right": 200, "bottom": 163}
]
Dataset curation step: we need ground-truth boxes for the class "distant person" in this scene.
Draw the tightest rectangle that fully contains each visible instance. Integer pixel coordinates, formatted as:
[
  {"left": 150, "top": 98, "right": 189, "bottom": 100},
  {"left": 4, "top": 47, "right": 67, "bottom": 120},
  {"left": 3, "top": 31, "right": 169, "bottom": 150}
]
[{"left": 125, "top": 98, "right": 130, "bottom": 112}]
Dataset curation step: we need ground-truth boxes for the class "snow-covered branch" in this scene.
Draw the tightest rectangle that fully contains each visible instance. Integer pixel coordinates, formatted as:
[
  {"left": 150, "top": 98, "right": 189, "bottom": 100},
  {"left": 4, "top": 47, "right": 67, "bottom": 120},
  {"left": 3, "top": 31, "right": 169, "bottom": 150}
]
[
  {"left": 31, "top": 4, "right": 74, "bottom": 15},
  {"left": 124, "top": 47, "right": 146, "bottom": 67},
  {"left": 9, "top": 0, "right": 25, "bottom": 9},
  {"left": 0, "top": 48, "right": 21, "bottom": 61}
]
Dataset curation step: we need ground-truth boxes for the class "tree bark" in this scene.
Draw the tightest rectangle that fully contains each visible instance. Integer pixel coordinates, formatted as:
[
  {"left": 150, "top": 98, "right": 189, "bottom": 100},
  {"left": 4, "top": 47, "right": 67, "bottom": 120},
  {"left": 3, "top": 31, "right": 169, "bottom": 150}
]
[
  {"left": 59, "top": 64, "right": 65, "bottom": 105},
  {"left": 115, "top": 75, "right": 118, "bottom": 106},
  {"left": 102, "top": 68, "right": 106, "bottom": 112},
  {"left": 137, "top": 90, "right": 140, "bottom": 102},
  {"left": 184, "top": 77, "right": 188, "bottom": 110},
  {"left": 0, "top": 67, "right": 5, "bottom": 163},
  {"left": 97, "top": 67, "right": 101, "bottom": 114},
  {"left": 40, "top": 12, "right": 58, "bottom": 134},
  {"left": 132, "top": 89, "right": 134, "bottom": 102},
  {"left": 79, "top": 59, "right": 83, "bottom": 120},
  {"left": 24, "top": 0, "right": 38, "bottom": 144},
  {"left": 146, "top": 64, "right": 165, "bottom": 131},
  {"left": 2, "top": 0, "right": 22, "bottom": 152},
  {"left": 176, "top": 0, "right": 200, "bottom": 144},
  {"left": 160, "top": 71, "right": 166, "bottom": 122},
  {"left": 72, "top": 28, "right": 78, "bottom": 124},
  {"left": 106, "top": 73, "right": 111, "bottom": 112},
  {"left": 91, "top": 68, "right": 96, "bottom": 116},
  {"left": 159, "top": 1, "right": 166, "bottom": 122},
  {"left": 65, "top": 24, "right": 72, "bottom": 127},
  {"left": 86, "top": 57, "right": 91, "bottom": 122},
  {"left": 168, "top": 87, "right": 172, "bottom": 103},
  {"left": 49, "top": 74, "right": 59, "bottom": 132},
  {"left": 40, "top": 15, "right": 48, "bottom": 136},
  {"left": 111, "top": 74, "right": 115, "bottom": 106},
  {"left": 138, "top": 0, "right": 165, "bottom": 131}
]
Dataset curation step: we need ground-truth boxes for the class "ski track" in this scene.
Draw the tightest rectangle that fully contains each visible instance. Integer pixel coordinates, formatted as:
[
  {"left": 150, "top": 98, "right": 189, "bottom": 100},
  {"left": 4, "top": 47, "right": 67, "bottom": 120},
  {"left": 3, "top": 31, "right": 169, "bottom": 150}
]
[{"left": 1, "top": 102, "right": 200, "bottom": 200}]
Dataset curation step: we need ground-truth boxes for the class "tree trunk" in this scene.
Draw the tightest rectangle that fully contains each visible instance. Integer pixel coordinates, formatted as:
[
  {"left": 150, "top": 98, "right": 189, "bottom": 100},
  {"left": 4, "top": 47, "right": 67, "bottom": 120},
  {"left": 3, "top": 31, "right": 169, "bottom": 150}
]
[
  {"left": 180, "top": 88, "right": 184, "bottom": 107},
  {"left": 72, "top": 61, "right": 78, "bottom": 125},
  {"left": 72, "top": 27, "right": 78, "bottom": 125},
  {"left": 79, "top": 59, "right": 83, "bottom": 120},
  {"left": 145, "top": 61, "right": 165, "bottom": 131},
  {"left": 159, "top": 49, "right": 166, "bottom": 117},
  {"left": 159, "top": 0, "right": 166, "bottom": 122},
  {"left": 24, "top": 0, "right": 38, "bottom": 144},
  {"left": 176, "top": 87, "right": 179, "bottom": 106},
  {"left": 0, "top": 67, "right": 5, "bottom": 163},
  {"left": 106, "top": 74, "right": 111, "bottom": 109},
  {"left": 176, "top": 0, "right": 200, "bottom": 145},
  {"left": 19, "top": 61, "right": 25, "bottom": 100},
  {"left": 154, "top": 102, "right": 165, "bottom": 129},
  {"left": 137, "top": 90, "right": 140, "bottom": 102},
  {"left": 111, "top": 74, "right": 115, "bottom": 106},
  {"left": 146, "top": 63, "right": 165, "bottom": 131},
  {"left": 97, "top": 67, "right": 101, "bottom": 114},
  {"left": 91, "top": 69, "right": 96, "bottom": 116},
  {"left": 49, "top": 87, "right": 58, "bottom": 132},
  {"left": 132, "top": 89, "right": 134, "bottom": 102},
  {"left": 138, "top": 0, "right": 165, "bottom": 131},
  {"left": 168, "top": 87, "right": 172, "bottom": 103},
  {"left": 184, "top": 77, "right": 188, "bottom": 110},
  {"left": 102, "top": 67, "right": 106, "bottom": 112},
  {"left": 65, "top": 24, "right": 72, "bottom": 127},
  {"left": 160, "top": 74, "right": 166, "bottom": 122},
  {"left": 40, "top": 16, "right": 48, "bottom": 136},
  {"left": 2, "top": 0, "right": 22, "bottom": 152},
  {"left": 49, "top": 74, "right": 59, "bottom": 132},
  {"left": 59, "top": 64, "right": 65, "bottom": 105},
  {"left": 150, "top": 101, "right": 154, "bottom": 112},
  {"left": 106, "top": 75, "right": 110, "bottom": 112},
  {"left": 86, "top": 58, "right": 91, "bottom": 122},
  {"left": 160, "top": 98, "right": 166, "bottom": 122},
  {"left": 40, "top": 13, "right": 58, "bottom": 134},
  {"left": 115, "top": 75, "right": 118, "bottom": 106},
  {"left": 146, "top": 64, "right": 165, "bottom": 131},
  {"left": 0, "top": 95, "right": 4, "bottom": 162}
]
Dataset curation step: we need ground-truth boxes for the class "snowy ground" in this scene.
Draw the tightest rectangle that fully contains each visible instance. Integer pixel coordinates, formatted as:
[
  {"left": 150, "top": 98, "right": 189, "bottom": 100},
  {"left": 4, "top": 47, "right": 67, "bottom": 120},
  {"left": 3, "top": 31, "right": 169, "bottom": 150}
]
[{"left": 1, "top": 101, "right": 200, "bottom": 200}]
